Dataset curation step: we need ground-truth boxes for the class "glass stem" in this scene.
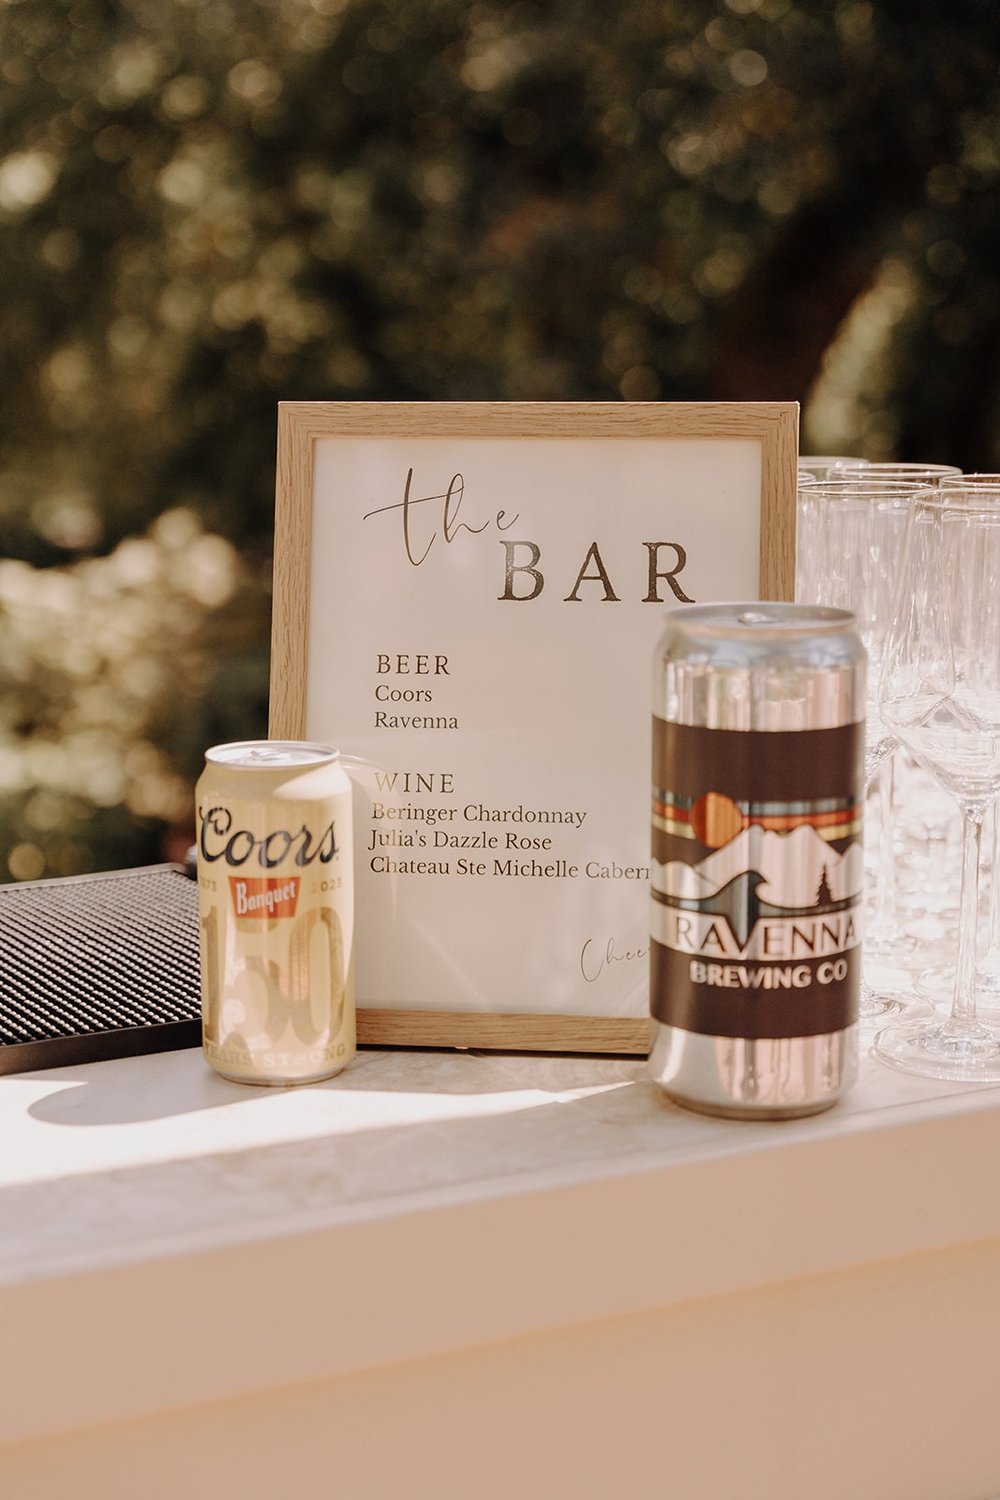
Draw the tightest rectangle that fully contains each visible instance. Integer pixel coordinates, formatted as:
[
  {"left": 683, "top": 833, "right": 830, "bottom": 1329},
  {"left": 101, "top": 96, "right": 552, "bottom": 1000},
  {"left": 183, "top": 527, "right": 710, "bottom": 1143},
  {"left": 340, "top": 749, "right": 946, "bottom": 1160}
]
[
  {"left": 952, "top": 806, "right": 986, "bottom": 1027},
  {"left": 873, "top": 755, "right": 897, "bottom": 938},
  {"left": 988, "top": 801, "right": 1000, "bottom": 957}
]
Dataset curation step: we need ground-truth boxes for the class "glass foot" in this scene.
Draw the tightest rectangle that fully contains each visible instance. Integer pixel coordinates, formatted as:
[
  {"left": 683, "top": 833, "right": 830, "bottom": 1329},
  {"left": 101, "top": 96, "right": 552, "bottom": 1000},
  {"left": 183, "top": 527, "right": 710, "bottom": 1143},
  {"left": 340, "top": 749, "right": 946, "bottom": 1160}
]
[
  {"left": 975, "top": 962, "right": 1000, "bottom": 999},
  {"left": 860, "top": 968, "right": 934, "bottom": 1026},
  {"left": 872, "top": 1017, "right": 1000, "bottom": 1082},
  {"left": 859, "top": 992, "right": 899, "bottom": 1022},
  {"left": 916, "top": 961, "right": 1000, "bottom": 1015},
  {"left": 858, "top": 993, "right": 934, "bottom": 1031},
  {"left": 864, "top": 929, "right": 918, "bottom": 963},
  {"left": 915, "top": 963, "right": 953, "bottom": 1001}
]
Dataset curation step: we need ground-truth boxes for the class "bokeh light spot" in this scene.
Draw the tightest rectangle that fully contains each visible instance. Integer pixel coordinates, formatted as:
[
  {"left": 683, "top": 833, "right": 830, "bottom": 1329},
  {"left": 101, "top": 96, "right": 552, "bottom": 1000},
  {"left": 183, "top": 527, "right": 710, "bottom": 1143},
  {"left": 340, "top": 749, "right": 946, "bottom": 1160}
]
[
  {"left": 0, "top": 151, "right": 58, "bottom": 212},
  {"left": 8, "top": 844, "right": 45, "bottom": 882}
]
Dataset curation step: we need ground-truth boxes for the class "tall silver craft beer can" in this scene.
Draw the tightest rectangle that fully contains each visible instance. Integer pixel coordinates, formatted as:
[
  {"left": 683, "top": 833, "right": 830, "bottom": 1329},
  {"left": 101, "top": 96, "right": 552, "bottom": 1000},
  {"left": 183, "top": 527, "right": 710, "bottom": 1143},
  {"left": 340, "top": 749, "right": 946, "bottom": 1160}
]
[
  {"left": 196, "top": 741, "right": 355, "bottom": 1086},
  {"left": 649, "top": 604, "right": 866, "bottom": 1119}
]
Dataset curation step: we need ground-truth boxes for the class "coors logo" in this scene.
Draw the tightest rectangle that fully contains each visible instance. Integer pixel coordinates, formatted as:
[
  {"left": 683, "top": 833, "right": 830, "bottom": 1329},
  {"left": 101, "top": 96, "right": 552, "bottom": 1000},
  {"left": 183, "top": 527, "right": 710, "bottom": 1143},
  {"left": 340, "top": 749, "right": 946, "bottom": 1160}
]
[{"left": 199, "top": 805, "right": 338, "bottom": 867}]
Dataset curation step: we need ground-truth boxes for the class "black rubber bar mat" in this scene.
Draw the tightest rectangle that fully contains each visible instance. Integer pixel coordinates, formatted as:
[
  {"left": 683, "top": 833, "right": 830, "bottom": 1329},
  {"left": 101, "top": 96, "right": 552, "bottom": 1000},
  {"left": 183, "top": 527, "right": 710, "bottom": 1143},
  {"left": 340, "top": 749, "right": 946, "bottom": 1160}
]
[{"left": 0, "top": 864, "right": 202, "bottom": 1075}]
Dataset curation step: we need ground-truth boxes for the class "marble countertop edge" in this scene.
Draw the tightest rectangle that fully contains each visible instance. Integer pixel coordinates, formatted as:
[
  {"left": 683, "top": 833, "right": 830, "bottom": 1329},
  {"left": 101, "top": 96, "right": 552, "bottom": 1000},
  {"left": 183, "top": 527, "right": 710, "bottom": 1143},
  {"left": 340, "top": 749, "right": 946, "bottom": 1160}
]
[
  {"left": 3, "top": 1077, "right": 1000, "bottom": 1293},
  {"left": 3, "top": 1045, "right": 1000, "bottom": 1445}
]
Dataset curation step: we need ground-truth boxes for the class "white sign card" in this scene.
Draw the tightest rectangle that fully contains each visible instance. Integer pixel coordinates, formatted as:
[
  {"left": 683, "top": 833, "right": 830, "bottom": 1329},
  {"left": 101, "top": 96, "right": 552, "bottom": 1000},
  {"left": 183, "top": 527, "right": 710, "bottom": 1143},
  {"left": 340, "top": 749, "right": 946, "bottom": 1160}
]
[{"left": 270, "top": 402, "right": 797, "bottom": 1052}]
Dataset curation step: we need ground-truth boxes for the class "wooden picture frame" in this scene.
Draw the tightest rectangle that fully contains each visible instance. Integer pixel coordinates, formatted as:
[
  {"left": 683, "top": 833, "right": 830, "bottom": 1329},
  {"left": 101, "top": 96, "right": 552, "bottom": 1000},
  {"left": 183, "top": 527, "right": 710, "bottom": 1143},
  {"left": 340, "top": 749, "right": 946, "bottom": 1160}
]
[{"left": 270, "top": 401, "right": 797, "bottom": 1053}]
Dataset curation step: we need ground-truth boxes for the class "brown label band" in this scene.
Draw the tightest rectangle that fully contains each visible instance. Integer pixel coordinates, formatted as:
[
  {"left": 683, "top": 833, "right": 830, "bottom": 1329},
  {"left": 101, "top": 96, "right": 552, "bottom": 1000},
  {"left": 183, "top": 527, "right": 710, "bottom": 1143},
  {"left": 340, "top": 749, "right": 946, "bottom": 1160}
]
[
  {"left": 650, "top": 938, "right": 859, "bottom": 1039},
  {"left": 652, "top": 718, "right": 864, "bottom": 805}
]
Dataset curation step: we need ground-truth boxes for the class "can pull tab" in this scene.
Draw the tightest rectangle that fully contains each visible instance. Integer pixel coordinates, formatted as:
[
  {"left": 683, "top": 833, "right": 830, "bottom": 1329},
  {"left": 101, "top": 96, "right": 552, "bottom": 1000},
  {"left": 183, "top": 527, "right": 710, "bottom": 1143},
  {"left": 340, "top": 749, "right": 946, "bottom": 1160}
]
[{"left": 737, "top": 609, "right": 776, "bottom": 626}]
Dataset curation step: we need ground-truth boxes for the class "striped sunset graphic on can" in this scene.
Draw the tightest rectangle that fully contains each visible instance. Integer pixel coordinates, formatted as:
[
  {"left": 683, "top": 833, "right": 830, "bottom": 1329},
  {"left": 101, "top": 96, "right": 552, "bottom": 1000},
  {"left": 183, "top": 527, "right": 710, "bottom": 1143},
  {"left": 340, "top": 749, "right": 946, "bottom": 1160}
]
[
  {"left": 651, "top": 781, "right": 863, "bottom": 955},
  {"left": 652, "top": 789, "right": 861, "bottom": 847}
]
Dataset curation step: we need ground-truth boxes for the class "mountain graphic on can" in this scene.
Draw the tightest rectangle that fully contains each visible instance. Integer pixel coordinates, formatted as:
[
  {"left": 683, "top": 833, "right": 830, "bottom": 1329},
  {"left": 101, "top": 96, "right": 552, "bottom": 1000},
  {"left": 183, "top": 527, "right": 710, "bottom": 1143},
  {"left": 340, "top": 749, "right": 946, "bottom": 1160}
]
[{"left": 652, "top": 816, "right": 862, "bottom": 953}]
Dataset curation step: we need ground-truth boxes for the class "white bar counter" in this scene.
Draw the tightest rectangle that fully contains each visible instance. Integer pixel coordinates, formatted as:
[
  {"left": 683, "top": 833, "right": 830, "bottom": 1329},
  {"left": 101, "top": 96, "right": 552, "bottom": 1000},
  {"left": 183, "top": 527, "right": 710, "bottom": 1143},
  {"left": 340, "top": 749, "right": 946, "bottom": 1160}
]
[{"left": 2, "top": 1042, "right": 1000, "bottom": 1499}]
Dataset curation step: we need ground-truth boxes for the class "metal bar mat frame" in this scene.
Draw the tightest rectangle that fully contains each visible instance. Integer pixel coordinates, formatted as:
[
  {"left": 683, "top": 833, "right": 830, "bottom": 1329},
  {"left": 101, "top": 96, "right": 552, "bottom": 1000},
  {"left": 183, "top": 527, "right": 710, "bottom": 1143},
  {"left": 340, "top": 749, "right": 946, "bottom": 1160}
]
[{"left": 0, "top": 864, "right": 201, "bottom": 1076}]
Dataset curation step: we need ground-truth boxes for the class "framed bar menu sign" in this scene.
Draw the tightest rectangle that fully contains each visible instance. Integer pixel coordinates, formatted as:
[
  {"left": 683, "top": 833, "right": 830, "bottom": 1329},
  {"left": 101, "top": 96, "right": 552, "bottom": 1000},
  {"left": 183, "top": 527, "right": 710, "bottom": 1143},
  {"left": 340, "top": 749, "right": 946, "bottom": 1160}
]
[{"left": 269, "top": 401, "right": 797, "bottom": 1052}]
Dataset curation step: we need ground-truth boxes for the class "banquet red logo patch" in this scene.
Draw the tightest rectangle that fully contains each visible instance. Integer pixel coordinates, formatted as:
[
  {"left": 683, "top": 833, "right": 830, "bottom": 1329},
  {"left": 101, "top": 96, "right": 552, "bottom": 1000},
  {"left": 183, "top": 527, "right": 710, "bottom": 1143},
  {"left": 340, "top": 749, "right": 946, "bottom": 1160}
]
[{"left": 228, "top": 876, "right": 300, "bottom": 920}]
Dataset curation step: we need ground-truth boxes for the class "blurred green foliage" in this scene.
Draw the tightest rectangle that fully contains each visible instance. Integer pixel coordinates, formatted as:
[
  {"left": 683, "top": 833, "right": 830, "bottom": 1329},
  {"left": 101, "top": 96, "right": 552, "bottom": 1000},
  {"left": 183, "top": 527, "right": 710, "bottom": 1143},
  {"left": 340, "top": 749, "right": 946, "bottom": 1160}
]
[{"left": 1, "top": 0, "right": 999, "bottom": 879}]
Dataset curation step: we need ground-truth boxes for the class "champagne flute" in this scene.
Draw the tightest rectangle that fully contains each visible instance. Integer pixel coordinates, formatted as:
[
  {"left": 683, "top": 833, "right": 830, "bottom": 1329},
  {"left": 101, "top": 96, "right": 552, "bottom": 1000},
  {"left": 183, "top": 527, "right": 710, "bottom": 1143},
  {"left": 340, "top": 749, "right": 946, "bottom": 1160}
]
[
  {"left": 830, "top": 469, "right": 962, "bottom": 970},
  {"left": 874, "top": 488, "right": 1000, "bottom": 1080},
  {"left": 796, "top": 480, "right": 935, "bottom": 1019},
  {"left": 938, "top": 476, "right": 1000, "bottom": 1008}
]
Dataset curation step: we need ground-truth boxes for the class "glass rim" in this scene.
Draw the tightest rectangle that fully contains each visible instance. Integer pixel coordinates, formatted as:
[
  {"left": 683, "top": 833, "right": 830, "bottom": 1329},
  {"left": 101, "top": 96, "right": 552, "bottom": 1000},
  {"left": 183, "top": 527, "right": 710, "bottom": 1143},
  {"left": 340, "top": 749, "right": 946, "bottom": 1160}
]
[
  {"left": 833, "top": 462, "right": 962, "bottom": 476},
  {"left": 805, "top": 480, "right": 939, "bottom": 497},
  {"left": 939, "top": 473, "right": 1000, "bottom": 488},
  {"left": 911, "top": 488, "right": 1000, "bottom": 510},
  {"left": 797, "top": 454, "right": 867, "bottom": 467}
]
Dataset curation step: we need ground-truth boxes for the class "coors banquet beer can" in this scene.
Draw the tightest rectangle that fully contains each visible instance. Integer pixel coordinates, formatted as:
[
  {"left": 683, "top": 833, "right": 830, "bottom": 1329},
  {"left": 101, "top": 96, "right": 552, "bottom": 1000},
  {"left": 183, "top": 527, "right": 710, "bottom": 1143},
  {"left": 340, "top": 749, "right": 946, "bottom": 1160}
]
[
  {"left": 649, "top": 604, "right": 865, "bottom": 1119},
  {"left": 196, "top": 741, "right": 355, "bottom": 1086}
]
